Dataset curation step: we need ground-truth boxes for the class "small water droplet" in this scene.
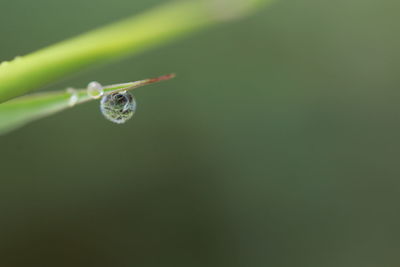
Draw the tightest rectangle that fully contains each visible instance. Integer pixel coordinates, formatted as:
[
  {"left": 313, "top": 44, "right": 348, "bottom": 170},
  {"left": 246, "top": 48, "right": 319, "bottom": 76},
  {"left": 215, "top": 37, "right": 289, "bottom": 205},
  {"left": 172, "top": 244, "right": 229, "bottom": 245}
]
[
  {"left": 87, "top": 81, "right": 104, "bottom": 99},
  {"left": 66, "top": 88, "right": 78, "bottom": 107},
  {"left": 100, "top": 91, "right": 136, "bottom": 124}
]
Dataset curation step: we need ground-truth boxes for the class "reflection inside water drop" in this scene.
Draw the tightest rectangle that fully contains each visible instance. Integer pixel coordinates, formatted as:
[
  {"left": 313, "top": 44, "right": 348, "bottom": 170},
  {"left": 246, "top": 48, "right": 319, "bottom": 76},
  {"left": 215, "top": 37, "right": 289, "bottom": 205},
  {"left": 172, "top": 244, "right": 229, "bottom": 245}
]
[
  {"left": 100, "top": 91, "right": 136, "bottom": 124},
  {"left": 87, "top": 81, "right": 104, "bottom": 99}
]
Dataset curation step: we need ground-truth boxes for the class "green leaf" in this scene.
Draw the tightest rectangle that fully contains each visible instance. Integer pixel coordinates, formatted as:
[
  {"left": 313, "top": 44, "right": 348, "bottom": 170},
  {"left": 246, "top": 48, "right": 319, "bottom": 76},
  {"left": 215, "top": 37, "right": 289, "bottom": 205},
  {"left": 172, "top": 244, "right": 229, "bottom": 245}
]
[
  {"left": 0, "top": 0, "right": 276, "bottom": 135},
  {"left": 0, "top": 0, "right": 275, "bottom": 103},
  {"left": 0, "top": 74, "right": 175, "bottom": 135}
]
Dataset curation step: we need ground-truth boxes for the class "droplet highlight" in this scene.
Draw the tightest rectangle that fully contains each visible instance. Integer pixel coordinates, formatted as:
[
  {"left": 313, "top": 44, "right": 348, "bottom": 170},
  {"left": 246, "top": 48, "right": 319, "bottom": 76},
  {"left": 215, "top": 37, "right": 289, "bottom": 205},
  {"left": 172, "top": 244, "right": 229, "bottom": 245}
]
[
  {"left": 100, "top": 91, "right": 136, "bottom": 124},
  {"left": 66, "top": 88, "right": 78, "bottom": 107},
  {"left": 87, "top": 81, "right": 104, "bottom": 99}
]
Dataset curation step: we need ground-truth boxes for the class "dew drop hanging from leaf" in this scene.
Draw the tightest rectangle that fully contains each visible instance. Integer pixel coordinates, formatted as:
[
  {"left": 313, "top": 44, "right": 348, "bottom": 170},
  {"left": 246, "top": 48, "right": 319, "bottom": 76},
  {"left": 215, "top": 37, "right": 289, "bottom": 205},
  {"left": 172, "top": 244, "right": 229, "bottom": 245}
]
[
  {"left": 100, "top": 91, "right": 136, "bottom": 124},
  {"left": 0, "top": 73, "right": 175, "bottom": 135},
  {"left": 98, "top": 73, "right": 175, "bottom": 124}
]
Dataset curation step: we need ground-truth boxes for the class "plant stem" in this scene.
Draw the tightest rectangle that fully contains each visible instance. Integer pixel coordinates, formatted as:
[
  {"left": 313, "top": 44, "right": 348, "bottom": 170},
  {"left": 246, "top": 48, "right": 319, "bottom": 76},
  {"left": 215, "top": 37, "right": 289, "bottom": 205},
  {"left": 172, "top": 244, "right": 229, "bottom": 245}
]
[
  {"left": 0, "top": 0, "right": 274, "bottom": 103},
  {"left": 0, "top": 74, "right": 176, "bottom": 134}
]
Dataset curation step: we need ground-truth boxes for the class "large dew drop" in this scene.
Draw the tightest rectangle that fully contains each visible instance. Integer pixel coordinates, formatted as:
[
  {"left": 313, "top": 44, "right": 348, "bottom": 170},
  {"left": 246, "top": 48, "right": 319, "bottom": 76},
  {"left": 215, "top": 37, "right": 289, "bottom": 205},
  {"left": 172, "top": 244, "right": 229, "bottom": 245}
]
[{"left": 100, "top": 91, "right": 136, "bottom": 124}]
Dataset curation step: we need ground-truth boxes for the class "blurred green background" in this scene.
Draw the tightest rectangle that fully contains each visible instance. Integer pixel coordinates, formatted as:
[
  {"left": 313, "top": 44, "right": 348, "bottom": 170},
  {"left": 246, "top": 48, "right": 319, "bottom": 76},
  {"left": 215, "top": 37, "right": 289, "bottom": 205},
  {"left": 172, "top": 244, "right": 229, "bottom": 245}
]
[{"left": 1, "top": 0, "right": 400, "bottom": 266}]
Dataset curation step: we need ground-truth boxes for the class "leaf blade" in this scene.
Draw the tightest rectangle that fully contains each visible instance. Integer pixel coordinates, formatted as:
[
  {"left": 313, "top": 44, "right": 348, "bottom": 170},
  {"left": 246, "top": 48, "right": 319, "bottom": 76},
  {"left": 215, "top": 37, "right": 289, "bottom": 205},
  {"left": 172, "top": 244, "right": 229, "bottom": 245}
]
[
  {"left": 0, "top": 0, "right": 275, "bottom": 103},
  {"left": 0, "top": 74, "right": 175, "bottom": 135}
]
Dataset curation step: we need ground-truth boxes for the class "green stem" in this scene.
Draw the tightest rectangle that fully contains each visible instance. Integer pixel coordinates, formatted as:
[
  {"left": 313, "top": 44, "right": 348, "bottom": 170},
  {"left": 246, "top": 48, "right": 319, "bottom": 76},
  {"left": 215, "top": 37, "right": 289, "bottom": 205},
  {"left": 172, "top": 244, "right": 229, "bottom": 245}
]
[
  {"left": 0, "top": 0, "right": 274, "bottom": 103},
  {"left": 0, "top": 74, "right": 176, "bottom": 134}
]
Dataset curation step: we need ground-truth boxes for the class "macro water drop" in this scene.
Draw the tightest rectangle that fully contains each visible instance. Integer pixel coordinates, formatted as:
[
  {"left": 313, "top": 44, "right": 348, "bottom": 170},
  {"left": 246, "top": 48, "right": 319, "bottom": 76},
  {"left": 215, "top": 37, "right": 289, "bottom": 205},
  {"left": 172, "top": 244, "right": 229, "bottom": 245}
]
[
  {"left": 100, "top": 91, "right": 136, "bottom": 124},
  {"left": 87, "top": 81, "right": 104, "bottom": 99}
]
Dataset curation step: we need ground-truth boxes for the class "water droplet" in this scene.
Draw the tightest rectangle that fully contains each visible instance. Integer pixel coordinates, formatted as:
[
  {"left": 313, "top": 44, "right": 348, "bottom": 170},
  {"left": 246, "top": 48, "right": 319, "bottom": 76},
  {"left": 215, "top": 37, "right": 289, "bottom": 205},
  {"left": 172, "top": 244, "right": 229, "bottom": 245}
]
[
  {"left": 100, "top": 91, "right": 136, "bottom": 124},
  {"left": 87, "top": 81, "right": 104, "bottom": 99},
  {"left": 66, "top": 88, "right": 78, "bottom": 107}
]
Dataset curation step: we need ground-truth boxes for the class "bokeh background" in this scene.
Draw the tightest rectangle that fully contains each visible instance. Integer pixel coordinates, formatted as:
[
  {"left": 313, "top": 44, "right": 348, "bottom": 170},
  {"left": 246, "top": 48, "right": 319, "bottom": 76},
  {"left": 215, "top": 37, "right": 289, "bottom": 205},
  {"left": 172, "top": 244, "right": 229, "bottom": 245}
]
[{"left": 0, "top": 0, "right": 399, "bottom": 266}]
